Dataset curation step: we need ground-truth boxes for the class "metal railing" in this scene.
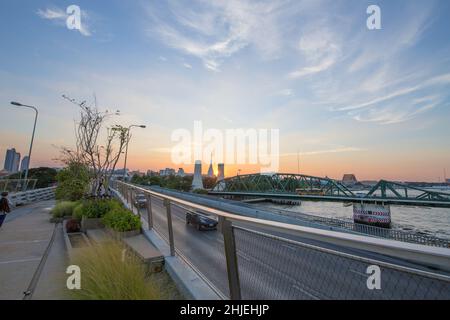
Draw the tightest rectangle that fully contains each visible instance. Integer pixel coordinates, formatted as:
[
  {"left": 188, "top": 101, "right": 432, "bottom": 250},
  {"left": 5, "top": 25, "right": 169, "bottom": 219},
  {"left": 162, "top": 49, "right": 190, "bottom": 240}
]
[
  {"left": 0, "top": 179, "right": 37, "bottom": 192},
  {"left": 266, "top": 207, "right": 450, "bottom": 248},
  {"left": 9, "top": 186, "right": 56, "bottom": 206},
  {"left": 114, "top": 181, "right": 450, "bottom": 300}
]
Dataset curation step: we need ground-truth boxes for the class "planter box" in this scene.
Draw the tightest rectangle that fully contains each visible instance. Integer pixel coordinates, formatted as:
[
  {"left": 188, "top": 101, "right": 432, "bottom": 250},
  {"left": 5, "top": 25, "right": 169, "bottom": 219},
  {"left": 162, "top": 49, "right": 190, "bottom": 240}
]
[
  {"left": 81, "top": 217, "right": 104, "bottom": 231},
  {"left": 106, "top": 227, "right": 141, "bottom": 240},
  {"left": 63, "top": 220, "right": 92, "bottom": 260}
]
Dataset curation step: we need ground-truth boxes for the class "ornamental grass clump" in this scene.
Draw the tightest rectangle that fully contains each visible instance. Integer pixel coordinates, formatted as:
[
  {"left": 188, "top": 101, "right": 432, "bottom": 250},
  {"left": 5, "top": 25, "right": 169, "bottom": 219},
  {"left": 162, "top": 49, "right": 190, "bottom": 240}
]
[
  {"left": 71, "top": 240, "right": 165, "bottom": 300},
  {"left": 51, "top": 201, "right": 79, "bottom": 218}
]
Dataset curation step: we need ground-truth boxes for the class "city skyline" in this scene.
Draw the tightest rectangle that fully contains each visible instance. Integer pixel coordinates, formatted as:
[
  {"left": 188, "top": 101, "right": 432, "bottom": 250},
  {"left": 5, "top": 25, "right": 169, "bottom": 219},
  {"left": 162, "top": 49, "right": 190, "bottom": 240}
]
[{"left": 1, "top": 1, "right": 450, "bottom": 181}]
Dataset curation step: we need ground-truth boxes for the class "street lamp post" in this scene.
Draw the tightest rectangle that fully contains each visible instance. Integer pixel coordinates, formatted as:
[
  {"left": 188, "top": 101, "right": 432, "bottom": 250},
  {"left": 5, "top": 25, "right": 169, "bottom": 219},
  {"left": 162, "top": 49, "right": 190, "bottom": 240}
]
[
  {"left": 10, "top": 101, "right": 38, "bottom": 190},
  {"left": 123, "top": 124, "right": 146, "bottom": 180}
]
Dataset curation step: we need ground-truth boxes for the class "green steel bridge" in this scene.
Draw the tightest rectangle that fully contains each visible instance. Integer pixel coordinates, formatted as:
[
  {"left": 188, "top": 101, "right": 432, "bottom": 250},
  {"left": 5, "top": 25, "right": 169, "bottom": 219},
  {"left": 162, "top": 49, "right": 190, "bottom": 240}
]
[{"left": 209, "top": 173, "right": 450, "bottom": 208}]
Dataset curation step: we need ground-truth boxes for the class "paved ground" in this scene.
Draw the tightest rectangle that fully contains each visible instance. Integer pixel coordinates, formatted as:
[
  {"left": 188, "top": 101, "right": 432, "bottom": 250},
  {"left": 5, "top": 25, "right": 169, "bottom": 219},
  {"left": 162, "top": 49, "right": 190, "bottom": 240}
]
[{"left": 0, "top": 200, "right": 69, "bottom": 300}]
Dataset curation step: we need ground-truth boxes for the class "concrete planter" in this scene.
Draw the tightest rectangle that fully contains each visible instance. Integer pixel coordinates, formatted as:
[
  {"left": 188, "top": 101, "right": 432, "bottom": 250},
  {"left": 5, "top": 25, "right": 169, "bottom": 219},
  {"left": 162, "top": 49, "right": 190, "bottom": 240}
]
[
  {"left": 62, "top": 220, "right": 91, "bottom": 260},
  {"left": 81, "top": 217, "right": 104, "bottom": 231},
  {"left": 106, "top": 227, "right": 141, "bottom": 240}
]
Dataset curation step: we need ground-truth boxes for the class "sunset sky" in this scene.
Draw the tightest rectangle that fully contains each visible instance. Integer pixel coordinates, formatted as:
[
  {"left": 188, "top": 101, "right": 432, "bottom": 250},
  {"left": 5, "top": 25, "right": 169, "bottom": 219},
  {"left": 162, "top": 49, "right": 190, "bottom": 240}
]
[{"left": 1, "top": 0, "right": 450, "bottom": 182}]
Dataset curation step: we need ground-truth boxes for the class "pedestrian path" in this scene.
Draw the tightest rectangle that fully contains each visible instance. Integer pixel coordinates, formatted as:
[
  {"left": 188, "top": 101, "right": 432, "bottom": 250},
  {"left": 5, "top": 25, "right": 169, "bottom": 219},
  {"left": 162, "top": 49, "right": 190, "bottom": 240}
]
[{"left": 0, "top": 200, "right": 69, "bottom": 300}]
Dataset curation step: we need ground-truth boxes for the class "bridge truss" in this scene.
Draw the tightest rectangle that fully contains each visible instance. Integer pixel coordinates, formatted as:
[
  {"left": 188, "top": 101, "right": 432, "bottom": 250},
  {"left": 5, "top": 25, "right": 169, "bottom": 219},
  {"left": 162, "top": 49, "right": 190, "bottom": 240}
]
[{"left": 210, "top": 173, "right": 450, "bottom": 208}]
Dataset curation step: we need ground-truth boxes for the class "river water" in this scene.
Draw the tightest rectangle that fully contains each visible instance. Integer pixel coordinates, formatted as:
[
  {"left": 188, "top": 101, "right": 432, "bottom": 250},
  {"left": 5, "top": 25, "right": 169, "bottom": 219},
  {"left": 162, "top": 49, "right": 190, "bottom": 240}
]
[{"left": 255, "top": 188, "right": 450, "bottom": 240}]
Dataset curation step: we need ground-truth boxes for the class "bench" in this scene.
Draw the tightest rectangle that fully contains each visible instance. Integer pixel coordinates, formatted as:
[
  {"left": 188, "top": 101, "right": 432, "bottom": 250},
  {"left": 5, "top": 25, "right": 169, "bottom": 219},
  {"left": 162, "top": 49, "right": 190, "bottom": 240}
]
[
  {"left": 123, "top": 235, "right": 165, "bottom": 273},
  {"left": 86, "top": 228, "right": 109, "bottom": 244}
]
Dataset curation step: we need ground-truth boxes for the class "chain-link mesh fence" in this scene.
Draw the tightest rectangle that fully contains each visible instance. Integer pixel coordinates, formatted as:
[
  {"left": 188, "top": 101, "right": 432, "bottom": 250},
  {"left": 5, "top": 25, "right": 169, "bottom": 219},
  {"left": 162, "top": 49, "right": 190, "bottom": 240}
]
[
  {"left": 233, "top": 226, "right": 450, "bottom": 299},
  {"left": 267, "top": 206, "right": 450, "bottom": 248},
  {"left": 169, "top": 202, "right": 230, "bottom": 298},
  {"left": 148, "top": 196, "right": 170, "bottom": 241}
]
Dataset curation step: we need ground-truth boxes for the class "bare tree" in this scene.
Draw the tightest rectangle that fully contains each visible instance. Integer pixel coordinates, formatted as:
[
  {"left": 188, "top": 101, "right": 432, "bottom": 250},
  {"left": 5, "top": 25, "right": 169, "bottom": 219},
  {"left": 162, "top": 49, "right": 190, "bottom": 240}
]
[{"left": 61, "top": 95, "right": 129, "bottom": 196}]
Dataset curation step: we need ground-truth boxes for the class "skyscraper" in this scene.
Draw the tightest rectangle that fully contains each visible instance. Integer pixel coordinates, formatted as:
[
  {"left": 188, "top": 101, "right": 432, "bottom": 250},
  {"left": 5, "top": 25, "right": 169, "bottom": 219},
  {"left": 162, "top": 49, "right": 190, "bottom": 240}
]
[
  {"left": 177, "top": 168, "right": 186, "bottom": 177},
  {"left": 21, "top": 156, "right": 30, "bottom": 172},
  {"left": 3, "top": 148, "right": 15, "bottom": 172},
  {"left": 3, "top": 148, "right": 20, "bottom": 173},
  {"left": 13, "top": 152, "right": 21, "bottom": 173}
]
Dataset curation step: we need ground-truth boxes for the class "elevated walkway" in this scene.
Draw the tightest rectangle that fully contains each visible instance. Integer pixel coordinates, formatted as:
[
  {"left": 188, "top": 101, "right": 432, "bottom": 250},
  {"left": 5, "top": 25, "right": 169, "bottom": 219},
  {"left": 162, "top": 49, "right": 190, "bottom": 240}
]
[{"left": 0, "top": 200, "right": 69, "bottom": 300}]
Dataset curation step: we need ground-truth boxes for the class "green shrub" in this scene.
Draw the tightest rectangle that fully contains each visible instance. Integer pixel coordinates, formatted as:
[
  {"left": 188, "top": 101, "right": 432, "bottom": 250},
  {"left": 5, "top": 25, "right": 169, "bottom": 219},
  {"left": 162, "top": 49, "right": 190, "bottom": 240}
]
[
  {"left": 72, "top": 203, "right": 84, "bottom": 220},
  {"left": 51, "top": 201, "right": 78, "bottom": 218},
  {"left": 55, "top": 162, "right": 90, "bottom": 201},
  {"left": 76, "top": 199, "right": 122, "bottom": 219},
  {"left": 103, "top": 207, "right": 141, "bottom": 232},
  {"left": 55, "top": 179, "right": 89, "bottom": 201}
]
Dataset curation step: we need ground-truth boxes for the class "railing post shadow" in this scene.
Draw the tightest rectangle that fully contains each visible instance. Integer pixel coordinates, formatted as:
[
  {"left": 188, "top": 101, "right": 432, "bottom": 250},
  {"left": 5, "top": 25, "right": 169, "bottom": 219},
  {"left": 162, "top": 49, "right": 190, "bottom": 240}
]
[
  {"left": 164, "top": 199, "right": 175, "bottom": 256},
  {"left": 146, "top": 194, "right": 153, "bottom": 230},
  {"left": 219, "top": 216, "right": 242, "bottom": 300}
]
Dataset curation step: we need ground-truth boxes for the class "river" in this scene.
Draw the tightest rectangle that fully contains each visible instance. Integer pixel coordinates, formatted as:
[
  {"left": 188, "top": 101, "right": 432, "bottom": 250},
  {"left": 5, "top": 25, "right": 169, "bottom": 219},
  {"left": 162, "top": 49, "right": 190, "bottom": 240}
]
[{"left": 255, "top": 188, "right": 450, "bottom": 240}]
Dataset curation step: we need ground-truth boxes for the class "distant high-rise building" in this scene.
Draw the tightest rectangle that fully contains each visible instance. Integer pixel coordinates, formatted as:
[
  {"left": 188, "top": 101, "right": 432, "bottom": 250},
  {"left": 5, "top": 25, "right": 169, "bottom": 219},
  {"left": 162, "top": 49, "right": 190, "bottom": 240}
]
[
  {"left": 20, "top": 156, "right": 29, "bottom": 172},
  {"left": 3, "top": 148, "right": 21, "bottom": 173},
  {"left": 12, "top": 152, "right": 20, "bottom": 173},
  {"left": 3, "top": 148, "right": 16, "bottom": 172},
  {"left": 159, "top": 168, "right": 176, "bottom": 176},
  {"left": 192, "top": 160, "right": 204, "bottom": 190},
  {"left": 177, "top": 168, "right": 186, "bottom": 177},
  {"left": 217, "top": 163, "right": 225, "bottom": 181},
  {"left": 146, "top": 170, "right": 158, "bottom": 177}
]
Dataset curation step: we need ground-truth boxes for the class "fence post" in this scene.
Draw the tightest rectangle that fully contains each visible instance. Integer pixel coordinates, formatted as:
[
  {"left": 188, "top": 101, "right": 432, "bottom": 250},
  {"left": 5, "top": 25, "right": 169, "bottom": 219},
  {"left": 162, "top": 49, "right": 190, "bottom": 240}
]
[
  {"left": 219, "top": 216, "right": 242, "bottom": 300},
  {"left": 146, "top": 194, "right": 153, "bottom": 230},
  {"left": 164, "top": 199, "right": 175, "bottom": 256}
]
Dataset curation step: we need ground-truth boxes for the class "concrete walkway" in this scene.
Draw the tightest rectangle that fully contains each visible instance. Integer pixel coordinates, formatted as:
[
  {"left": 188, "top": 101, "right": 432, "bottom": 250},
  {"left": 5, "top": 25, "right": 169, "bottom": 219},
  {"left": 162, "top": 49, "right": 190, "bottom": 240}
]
[{"left": 0, "top": 200, "right": 69, "bottom": 300}]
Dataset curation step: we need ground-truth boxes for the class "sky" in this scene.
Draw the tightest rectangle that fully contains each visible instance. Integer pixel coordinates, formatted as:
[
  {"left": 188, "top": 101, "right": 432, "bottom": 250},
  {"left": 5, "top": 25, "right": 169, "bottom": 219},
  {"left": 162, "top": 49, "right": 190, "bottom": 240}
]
[{"left": 0, "top": 0, "right": 450, "bottom": 182}]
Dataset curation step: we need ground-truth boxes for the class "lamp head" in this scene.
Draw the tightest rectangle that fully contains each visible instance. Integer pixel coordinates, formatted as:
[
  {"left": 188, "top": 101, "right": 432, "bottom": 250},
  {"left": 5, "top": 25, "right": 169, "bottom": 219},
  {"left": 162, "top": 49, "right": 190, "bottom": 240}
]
[{"left": 10, "top": 101, "right": 22, "bottom": 106}]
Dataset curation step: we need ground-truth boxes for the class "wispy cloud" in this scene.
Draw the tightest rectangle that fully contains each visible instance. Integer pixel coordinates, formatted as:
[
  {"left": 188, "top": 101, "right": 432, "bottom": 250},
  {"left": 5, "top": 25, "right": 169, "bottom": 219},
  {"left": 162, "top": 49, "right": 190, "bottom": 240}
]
[
  {"left": 348, "top": 3, "right": 435, "bottom": 73},
  {"left": 144, "top": 0, "right": 289, "bottom": 71},
  {"left": 333, "top": 73, "right": 450, "bottom": 112},
  {"left": 274, "top": 89, "right": 293, "bottom": 97},
  {"left": 350, "top": 101, "right": 440, "bottom": 125},
  {"left": 37, "top": 6, "right": 92, "bottom": 36},
  {"left": 37, "top": 8, "right": 66, "bottom": 20},
  {"left": 281, "top": 147, "right": 365, "bottom": 157},
  {"left": 289, "top": 27, "right": 341, "bottom": 79}
]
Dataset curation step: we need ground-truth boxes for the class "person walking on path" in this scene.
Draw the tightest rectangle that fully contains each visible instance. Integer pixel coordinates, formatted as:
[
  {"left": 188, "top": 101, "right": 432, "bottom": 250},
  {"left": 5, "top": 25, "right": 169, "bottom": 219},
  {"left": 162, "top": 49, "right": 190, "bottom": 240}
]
[{"left": 0, "top": 191, "right": 12, "bottom": 228}]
